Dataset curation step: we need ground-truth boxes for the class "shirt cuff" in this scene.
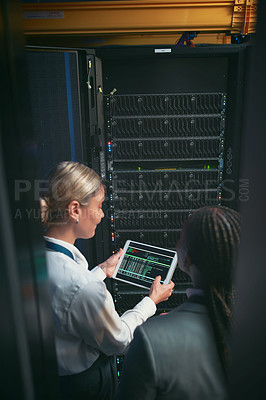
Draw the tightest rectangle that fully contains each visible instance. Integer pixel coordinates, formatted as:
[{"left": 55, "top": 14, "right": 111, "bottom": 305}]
[
  {"left": 91, "top": 266, "right": 106, "bottom": 281},
  {"left": 133, "top": 296, "right": 157, "bottom": 318}
]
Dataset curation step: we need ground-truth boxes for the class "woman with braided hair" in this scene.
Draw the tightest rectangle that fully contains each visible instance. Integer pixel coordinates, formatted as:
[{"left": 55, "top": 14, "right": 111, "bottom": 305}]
[{"left": 115, "top": 206, "right": 241, "bottom": 400}]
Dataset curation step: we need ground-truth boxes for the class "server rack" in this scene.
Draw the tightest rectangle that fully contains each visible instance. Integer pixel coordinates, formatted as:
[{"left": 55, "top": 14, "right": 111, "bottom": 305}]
[
  {"left": 94, "top": 46, "right": 245, "bottom": 296},
  {"left": 106, "top": 93, "right": 225, "bottom": 303},
  {"left": 92, "top": 45, "right": 246, "bottom": 377}
]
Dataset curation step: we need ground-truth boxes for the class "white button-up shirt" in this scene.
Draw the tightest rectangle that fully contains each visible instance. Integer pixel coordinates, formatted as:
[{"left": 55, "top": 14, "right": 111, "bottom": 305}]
[{"left": 44, "top": 236, "right": 156, "bottom": 376}]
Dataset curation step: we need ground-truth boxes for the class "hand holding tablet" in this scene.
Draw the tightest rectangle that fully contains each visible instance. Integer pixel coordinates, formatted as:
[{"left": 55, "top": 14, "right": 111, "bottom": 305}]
[
  {"left": 148, "top": 275, "right": 175, "bottom": 305},
  {"left": 112, "top": 240, "right": 177, "bottom": 291}
]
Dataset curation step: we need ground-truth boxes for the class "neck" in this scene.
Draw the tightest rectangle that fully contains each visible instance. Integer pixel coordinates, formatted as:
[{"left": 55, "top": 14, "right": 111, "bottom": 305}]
[{"left": 45, "top": 223, "right": 76, "bottom": 245}]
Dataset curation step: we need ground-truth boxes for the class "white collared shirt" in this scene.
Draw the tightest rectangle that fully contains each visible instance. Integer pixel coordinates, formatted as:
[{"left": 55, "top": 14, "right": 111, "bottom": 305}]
[{"left": 44, "top": 236, "right": 156, "bottom": 376}]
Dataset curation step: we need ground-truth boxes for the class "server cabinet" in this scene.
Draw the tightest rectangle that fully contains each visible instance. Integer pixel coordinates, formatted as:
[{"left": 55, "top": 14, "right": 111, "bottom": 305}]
[
  {"left": 26, "top": 48, "right": 99, "bottom": 265},
  {"left": 26, "top": 48, "right": 90, "bottom": 176},
  {"left": 90, "top": 45, "right": 247, "bottom": 377},
  {"left": 90, "top": 44, "right": 246, "bottom": 324}
]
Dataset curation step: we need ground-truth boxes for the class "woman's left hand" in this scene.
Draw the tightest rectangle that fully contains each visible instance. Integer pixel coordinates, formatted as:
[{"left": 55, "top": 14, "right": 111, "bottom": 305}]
[{"left": 97, "top": 248, "right": 123, "bottom": 278}]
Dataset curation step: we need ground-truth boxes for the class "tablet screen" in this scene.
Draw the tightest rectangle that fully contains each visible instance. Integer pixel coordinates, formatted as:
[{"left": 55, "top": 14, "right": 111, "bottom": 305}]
[{"left": 112, "top": 240, "right": 177, "bottom": 289}]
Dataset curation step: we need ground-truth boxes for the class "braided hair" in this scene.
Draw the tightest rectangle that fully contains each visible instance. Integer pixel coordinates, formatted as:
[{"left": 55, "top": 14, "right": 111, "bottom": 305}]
[{"left": 178, "top": 206, "right": 242, "bottom": 375}]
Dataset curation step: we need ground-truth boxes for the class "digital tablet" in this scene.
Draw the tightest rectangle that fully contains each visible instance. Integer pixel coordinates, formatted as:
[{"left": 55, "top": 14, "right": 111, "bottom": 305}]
[{"left": 112, "top": 240, "right": 177, "bottom": 290}]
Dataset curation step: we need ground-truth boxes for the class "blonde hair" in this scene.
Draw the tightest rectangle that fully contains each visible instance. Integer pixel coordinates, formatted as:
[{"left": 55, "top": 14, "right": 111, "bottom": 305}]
[{"left": 40, "top": 161, "right": 102, "bottom": 226}]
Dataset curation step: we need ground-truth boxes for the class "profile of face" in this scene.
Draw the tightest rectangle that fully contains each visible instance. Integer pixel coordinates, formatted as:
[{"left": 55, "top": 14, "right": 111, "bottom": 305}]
[
  {"left": 176, "top": 206, "right": 241, "bottom": 287},
  {"left": 75, "top": 185, "right": 105, "bottom": 239}
]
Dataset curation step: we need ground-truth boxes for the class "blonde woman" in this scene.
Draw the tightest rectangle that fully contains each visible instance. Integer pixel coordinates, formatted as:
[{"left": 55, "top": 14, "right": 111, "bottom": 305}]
[{"left": 41, "top": 161, "right": 174, "bottom": 400}]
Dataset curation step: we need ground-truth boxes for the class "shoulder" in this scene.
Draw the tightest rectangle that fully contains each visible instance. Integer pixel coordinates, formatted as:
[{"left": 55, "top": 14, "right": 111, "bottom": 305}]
[
  {"left": 135, "top": 301, "right": 212, "bottom": 356},
  {"left": 46, "top": 250, "right": 107, "bottom": 309},
  {"left": 142, "top": 301, "right": 209, "bottom": 332},
  {"left": 131, "top": 302, "right": 228, "bottom": 399},
  {"left": 46, "top": 250, "right": 98, "bottom": 284}
]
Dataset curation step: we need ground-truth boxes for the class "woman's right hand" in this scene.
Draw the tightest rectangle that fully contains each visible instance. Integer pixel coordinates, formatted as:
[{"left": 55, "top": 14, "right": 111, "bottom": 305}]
[
  {"left": 148, "top": 276, "right": 175, "bottom": 305},
  {"left": 98, "top": 248, "right": 123, "bottom": 278}
]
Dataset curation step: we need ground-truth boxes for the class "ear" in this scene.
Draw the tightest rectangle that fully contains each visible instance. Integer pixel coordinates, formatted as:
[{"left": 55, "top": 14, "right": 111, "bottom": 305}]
[{"left": 67, "top": 200, "right": 81, "bottom": 223}]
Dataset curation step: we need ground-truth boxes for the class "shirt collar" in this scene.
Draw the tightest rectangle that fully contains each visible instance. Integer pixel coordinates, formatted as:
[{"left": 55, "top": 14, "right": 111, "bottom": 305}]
[
  {"left": 186, "top": 287, "right": 205, "bottom": 298},
  {"left": 44, "top": 236, "right": 88, "bottom": 269}
]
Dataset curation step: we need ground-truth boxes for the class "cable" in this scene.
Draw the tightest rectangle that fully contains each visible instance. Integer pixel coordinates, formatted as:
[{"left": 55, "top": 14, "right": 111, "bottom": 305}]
[
  {"left": 98, "top": 86, "right": 117, "bottom": 96},
  {"left": 86, "top": 60, "right": 117, "bottom": 95},
  {"left": 86, "top": 59, "right": 92, "bottom": 89},
  {"left": 175, "top": 32, "right": 199, "bottom": 48}
]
